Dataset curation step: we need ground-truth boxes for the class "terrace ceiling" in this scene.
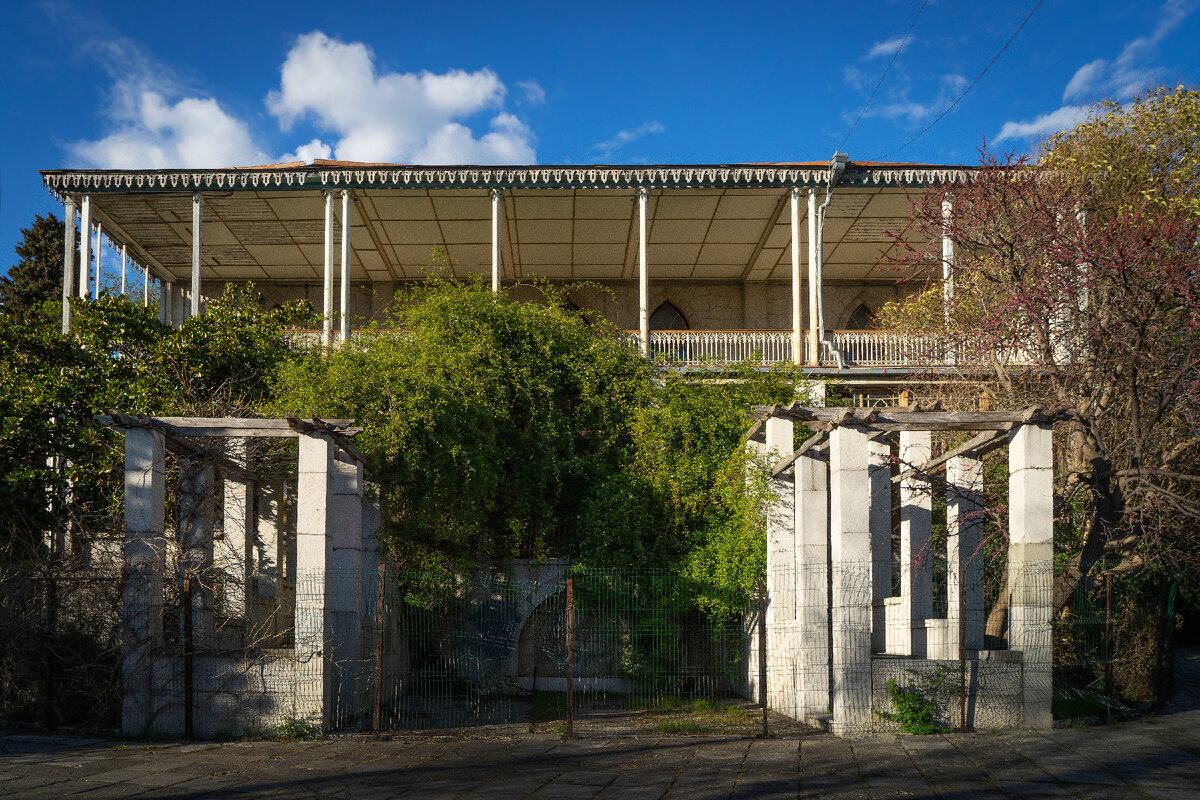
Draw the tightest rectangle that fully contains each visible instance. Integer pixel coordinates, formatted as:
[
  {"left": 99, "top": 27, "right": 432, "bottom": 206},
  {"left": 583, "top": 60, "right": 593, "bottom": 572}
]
[{"left": 42, "top": 162, "right": 967, "bottom": 285}]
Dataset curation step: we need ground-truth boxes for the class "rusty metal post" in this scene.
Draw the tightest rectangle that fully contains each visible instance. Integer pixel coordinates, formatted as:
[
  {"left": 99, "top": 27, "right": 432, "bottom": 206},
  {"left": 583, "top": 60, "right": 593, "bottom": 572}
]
[
  {"left": 758, "top": 577, "right": 768, "bottom": 737},
  {"left": 374, "top": 561, "right": 385, "bottom": 739},
  {"left": 1104, "top": 573, "right": 1114, "bottom": 723},
  {"left": 183, "top": 576, "right": 194, "bottom": 739},
  {"left": 959, "top": 567, "right": 968, "bottom": 731},
  {"left": 565, "top": 578, "right": 575, "bottom": 739}
]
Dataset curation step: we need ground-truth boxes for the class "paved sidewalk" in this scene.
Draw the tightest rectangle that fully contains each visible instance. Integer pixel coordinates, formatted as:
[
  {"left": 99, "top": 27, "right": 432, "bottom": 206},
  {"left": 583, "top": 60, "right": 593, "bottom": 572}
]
[{"left": 3, "top": 651, "right": 1198, "bottom": 799}]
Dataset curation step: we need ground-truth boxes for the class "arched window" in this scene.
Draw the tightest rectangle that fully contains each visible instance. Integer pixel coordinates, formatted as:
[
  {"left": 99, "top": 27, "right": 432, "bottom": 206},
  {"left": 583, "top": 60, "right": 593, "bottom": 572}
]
[
  {"left": 846, "top": 304, "right": 875, "bottom": 331},
  {"left": 650, "top": 302, "right": 689, "bottom": 331}
]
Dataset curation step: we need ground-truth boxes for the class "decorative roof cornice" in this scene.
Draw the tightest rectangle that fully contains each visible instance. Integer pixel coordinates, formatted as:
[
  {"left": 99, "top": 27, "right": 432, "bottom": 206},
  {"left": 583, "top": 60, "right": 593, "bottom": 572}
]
[{"left": 40, "top": 163, "right": 974, "bottom": 198}]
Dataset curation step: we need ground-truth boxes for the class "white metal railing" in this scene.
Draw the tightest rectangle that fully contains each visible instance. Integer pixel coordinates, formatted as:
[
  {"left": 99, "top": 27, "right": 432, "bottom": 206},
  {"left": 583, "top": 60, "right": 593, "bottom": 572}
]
[
  {"left": 830, "top": 330, "right": 947, "bottom": 367},
  {"left": 641, "top": 330, "right": 800, "bottom": 365}
]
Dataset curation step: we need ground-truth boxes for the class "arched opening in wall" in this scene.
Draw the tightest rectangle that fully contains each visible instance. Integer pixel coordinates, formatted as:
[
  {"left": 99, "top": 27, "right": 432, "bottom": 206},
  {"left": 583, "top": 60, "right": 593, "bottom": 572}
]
[
  {"left": 650, "top": 302, "right": 689, "bottom": 331},
  {"left": 846, "top": 304, "right": 875, "bottom": 331}
]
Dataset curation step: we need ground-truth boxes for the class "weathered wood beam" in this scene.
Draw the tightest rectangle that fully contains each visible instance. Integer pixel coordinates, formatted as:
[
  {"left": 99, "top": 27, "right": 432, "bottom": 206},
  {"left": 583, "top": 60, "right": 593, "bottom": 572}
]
[
  {"left": 99, "top": 413, "right": 361, "bottom": 438},
  {"left": 770, "top": 430, "right": 829, "bottom": 477},
  {"left": 891, "top": 428, "right": 1009, "bottom": 485}
]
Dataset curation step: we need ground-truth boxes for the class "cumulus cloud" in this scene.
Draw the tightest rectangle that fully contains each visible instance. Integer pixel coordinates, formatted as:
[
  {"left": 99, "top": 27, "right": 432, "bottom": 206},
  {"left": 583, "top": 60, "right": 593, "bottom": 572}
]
[
  {"left": 856, "top": 74, "right": 967, "bottom": 127},
  {"left": 997, "top": 0, "right": 1191, "bottom": 143},
  {"left": 867, "top": 36, "right": 910, "bottom": 59},
  {"left": 265, "top": 32, "right": 536, "bottom": 164},
  {"left": 591, "top": 121, "right": 666, "bottom": 160},
  {"left": 279, "top": 138, "right": 334, "bottom": 164}
]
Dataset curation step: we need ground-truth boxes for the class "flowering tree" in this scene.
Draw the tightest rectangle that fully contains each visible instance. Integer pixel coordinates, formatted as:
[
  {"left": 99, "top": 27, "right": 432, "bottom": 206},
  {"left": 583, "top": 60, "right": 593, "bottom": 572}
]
[{"left": 880, "top": 87, "right": 1200, "bottom": 614}]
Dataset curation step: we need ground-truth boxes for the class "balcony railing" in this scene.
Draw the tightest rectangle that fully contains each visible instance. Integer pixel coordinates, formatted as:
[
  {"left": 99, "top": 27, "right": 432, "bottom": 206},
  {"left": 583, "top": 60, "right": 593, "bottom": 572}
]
[{"left": 644, "top": 330, "right": 799, "bottom": 365}]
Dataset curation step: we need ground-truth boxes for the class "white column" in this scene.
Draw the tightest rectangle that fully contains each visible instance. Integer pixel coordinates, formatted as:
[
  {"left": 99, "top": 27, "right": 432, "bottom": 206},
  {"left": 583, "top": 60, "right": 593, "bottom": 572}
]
[
  {"left": 897, "top": 429, "right": 932, "bottom": 657},
  {"left": 143, "top": 264, "right": 149, "bottom": 308},
  {"left": 796, "top": 445, "right": 829, "bottom": 721},
  {"left": 829, "top": 425, "right": 873, "bottom": 736},
  {"left": 790, "top": 188, "right": 802, "bottom": 366},
  {"left": 340, "top": 190, "right": 351, "bottom": 344},
  {"left": 638, "top": 187, "right": 649, "bottom": 357},
  {"left": 806, "top": 189, "right": 818, "bottom": 365},
  {"left": 941, "top": 195, "right": 954, "bottom": 317},
  {"left": 121, "top": 426, "right": 165, "bottom": 735},
  {"left": 765, "top": 416, "right": 795, "bottom": 624},
  {"left": 62, "top": 198, "right": 76, "bottom": 333},
  {"left": 94, "top": 223, "right": 101, "bottom": 300},
  {"left": 172, "top": 284, "right": 185, "bottom": 327},
  {"left": 191, "top": 192, "right": 202, "bottom": 318},
  {"left": 78, "top": 196, "right": 91, "bottom": 299},
  {"left": 160, "top": 281, "right": 171, "bottom": 325},
  {"left": 296, "top": 433, "right": 335, "bottom": 728},
  {"left": 490, "top": 188, "right": 502, "bottom": 293},
  {"left": 120, "top": 244, "right": 127, "bottom": 295},
  {"left": 868, "top": 436, "right": 892, "bottom": 653},
  {"left": 1008, "top": 423, "right": 1054, "bottom": 729},
  {"left": 322, "top": 191, "right": 334, "bottom": 348},
  {"left": 947, "top": 452, "right": 985, "bottom": 652}
]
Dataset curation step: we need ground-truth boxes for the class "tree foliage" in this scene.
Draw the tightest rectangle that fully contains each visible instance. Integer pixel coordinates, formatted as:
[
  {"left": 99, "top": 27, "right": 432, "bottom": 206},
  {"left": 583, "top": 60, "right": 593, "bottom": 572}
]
[
  {"left": 1, "top": 214, "right": 64, "bottom": 317},
  {"left": 878, "top": 85, "right": 1200, "bottom": 609}
]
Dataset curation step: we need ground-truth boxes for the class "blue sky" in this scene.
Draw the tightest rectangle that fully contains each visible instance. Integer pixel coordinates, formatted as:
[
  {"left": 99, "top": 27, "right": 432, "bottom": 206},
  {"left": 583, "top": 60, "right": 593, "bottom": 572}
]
[{"left": 3, "top": 0, "right": 1198, "bottom": 273}]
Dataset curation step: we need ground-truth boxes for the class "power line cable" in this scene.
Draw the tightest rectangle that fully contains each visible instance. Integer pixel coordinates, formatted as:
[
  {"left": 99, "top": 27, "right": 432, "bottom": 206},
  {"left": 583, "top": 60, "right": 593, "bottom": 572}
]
[
  {"left": 839, "top": 0, "right": 929, "bottom": 152},
  {"left": 881, "top": 0, "right": 1045, "bottom": 159}
]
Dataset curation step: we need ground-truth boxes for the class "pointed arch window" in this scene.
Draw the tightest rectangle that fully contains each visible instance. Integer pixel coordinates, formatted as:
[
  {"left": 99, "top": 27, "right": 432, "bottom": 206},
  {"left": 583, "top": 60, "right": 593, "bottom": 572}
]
[
  {"left": 650, "top": 302, "right": 689, "bottom": 331},
  {"left": 846, "top": 304, "right": 875, "bottom": 331}
]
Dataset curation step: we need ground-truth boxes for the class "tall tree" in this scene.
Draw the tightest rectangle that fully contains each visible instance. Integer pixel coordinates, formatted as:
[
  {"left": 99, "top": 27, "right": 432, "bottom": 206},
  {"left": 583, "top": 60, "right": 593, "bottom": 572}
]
[
  {"left": 879, "top": 86, "right": 1200, "bottom": 614},
  {"left": 1, "top": 214, "right": 64, "bottom": 316}
]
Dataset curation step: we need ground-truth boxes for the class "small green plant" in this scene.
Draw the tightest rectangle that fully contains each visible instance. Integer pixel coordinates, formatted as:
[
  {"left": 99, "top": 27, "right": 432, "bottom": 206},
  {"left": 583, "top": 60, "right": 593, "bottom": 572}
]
[
  {"left": 274, "top": 717, "right": 320, "bottom": 741},
  {"left": 654, "top": 719, "right": 708, "bottom": 734},
  {"left": 877, "top": 676, "right": 949, "bottom": 735}
]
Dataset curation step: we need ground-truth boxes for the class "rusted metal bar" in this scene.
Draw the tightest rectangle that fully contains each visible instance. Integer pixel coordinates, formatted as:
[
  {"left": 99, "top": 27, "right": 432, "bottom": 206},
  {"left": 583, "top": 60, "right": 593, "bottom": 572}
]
[
  {"left": 183, "top": 576, "right": 194, "bottom": 739},
  {"left": 758, "top": 577, "right": 768, "bottom": 738},
  {"left": 1105, "top": 573, "right": 1114, "bottom": 723},
  {"left": 374, "top": 561, "right": 385, "bottom": 739},
  {"left": 565, "top": 578, "right": 575, "bottom": 739}
]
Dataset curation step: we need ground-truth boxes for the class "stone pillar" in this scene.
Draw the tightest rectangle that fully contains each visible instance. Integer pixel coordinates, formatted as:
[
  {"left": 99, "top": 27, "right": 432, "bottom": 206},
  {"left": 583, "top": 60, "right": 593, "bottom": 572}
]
[
  {"left": 252, "top": 481, "right": 283, "bottom": 641},
  {"left": 170, "top": 284, "right": 185, "bottom": 327},
  {"left": 897, "top": 430, "right": 932, "bottom": 656},
  {"left": 947, "top": 453, "right": 985, "bottom": 652},
  {"left": 329, "top": 452, "right": 364, "bottom": 724},
  {"left": 178, "top": 461, "right": 216, "bottom": 649},
  {"left": 218, "top": 441, "right": 251, "bottom": 620},
  {"left": 765, "top": 416, "right": 795, "bottom": 623},
  {"left": 829, "top": 425, "right": 872, "bottom": 735},
  {"left": 122, "top": 427, "right": 165, "bottom": 735},
  {"left": 295, "top": 433, "right": 335, "bottom": 728},
  {"left": 868, "top": 436, "right": 892, "bottom": 653},
  {"left": 1008, "top": 423, "right": 1054, "bottom": 729},
  {"left": 796, "top": 445, "right": 829, "bottom": 721}
]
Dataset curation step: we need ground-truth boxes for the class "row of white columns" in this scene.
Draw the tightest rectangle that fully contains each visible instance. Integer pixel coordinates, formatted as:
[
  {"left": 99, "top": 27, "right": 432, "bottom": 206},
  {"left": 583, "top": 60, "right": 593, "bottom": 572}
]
[{"left": 60, "top": 196, "right": 151, "bottom": 334}]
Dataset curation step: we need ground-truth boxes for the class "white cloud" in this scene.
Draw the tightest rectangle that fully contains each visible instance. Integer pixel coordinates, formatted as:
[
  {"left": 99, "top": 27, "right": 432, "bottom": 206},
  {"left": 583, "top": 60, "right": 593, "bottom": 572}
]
[
  {"left": 265, "top": 31, "right": 536, "bottom": 164},
  {"left": 998, "top": 0, "right": 1191, "bottom": 142},
  {"left": 867, "top": 36, "right": 910, "bottom": 59},
  {"left": 995, "top": 105, "right": 1092, "bottom": 143},
  {"left": 517, "top": 80, "right": 546, "bottom": 105},
  {"left": 70, "top": 90, "right": 267, "bottom": 169},
  {"left": 857, "top": 74, "right": 967, "bottom": 126},
  {"left": 279, "top": 138, "right": 334, "bottom": 164},
  {"left": 591, "top": 121, "right": 666, "bottom": 160}
]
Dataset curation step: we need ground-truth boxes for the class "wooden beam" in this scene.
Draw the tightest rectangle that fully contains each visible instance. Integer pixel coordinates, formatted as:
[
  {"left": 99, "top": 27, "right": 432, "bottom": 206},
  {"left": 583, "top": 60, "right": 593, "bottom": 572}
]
[
  {"left": 753, "top": 404, "right": 1064, "bottom": 431},
  {"left": 771, "top": 430, "right": 829, "bottom": 477},
  {"left": 99, "top": 413, "right": 361, "bottom": 438},
  {"left": 891, "top": 428, "right": 1009, "bottom": 485}
]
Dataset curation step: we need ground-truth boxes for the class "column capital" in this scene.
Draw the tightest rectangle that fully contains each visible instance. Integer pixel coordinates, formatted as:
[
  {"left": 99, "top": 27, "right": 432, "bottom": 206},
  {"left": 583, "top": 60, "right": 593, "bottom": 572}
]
[
  {"left": 636, "top": 186, "right": 650, "bottom": 199},
  {"left": 790, "top": 187, "right": 803, "bottom": 199},
  {"left": 490, "top": 187, "right": 503, "bottom": 200}
]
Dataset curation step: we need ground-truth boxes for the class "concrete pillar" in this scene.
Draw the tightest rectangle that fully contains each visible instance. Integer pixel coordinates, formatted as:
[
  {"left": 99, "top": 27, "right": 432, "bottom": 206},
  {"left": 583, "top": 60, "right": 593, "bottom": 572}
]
[
  {"left": 329, "top": 452, "right": 364, "bottom": 723},
  {"left": 340, "top": 190, "right": 351, "bottom": 343},
  {"left": 790, "top": 188, "right": 802, "bottom": 366},
  {"left": 159, "top": 281, "right": 171, "bottom": 325},
  {"left": 218, "top": 441, "right": 251, "bottom": 620},
  {"left": 795, "top": 445, "right": 829, "bottom": 721},
  {"left": 171, "top": 284, "right": 185, "bottom": 327},
  {"left": 637, "top": 187, "right": 649, "bottom": 357},
  {"left": 868, "top": 436, "right": 892, "bottom": 653},
  {"left": 191, "top": 193, "right": 202, "bottom": 318},
  {"left": 806, "top": 189, "right": 818, "bottom": 365},
  {"left": 78, "top": 196, "right": 91, "bottom": 299},
  {"left": 62, "top": 198, "right": 76, "bottom": 333},
  {"left": 765, "top": 416, "right": 795, "bottom": 624},
  {"left": 947, "top": 453, "right": 985, "bottom": 653},
  {"left": 122, "top": 427, "right": 165, "bottom": 734},
  {"left": 178, "top": 461, "right": 215, "bottom": 649},
  {"left": 322, "top": 191, "right": 334, "bottom": 348},
  {"left": 491, "top": 188, "right": 502, "bottom": 293},
  {"left": 829, "top": 425, "right": 872, "bottom": 735},
  {"left": 897, "top": 429, "right": 932, "bottom": 656},
  {"left": 1008, "top": 423, "right": 1054, "bottom": 729},
  {"left": 295, "top": 433, "right": 335, "bottom": 728}
]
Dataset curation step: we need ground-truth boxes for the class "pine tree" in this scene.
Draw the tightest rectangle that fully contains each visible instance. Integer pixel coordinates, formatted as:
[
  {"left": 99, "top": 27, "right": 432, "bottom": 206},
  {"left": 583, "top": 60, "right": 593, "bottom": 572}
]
[{"left": 0, "top": 214, "right": 64, "bottom": 316}]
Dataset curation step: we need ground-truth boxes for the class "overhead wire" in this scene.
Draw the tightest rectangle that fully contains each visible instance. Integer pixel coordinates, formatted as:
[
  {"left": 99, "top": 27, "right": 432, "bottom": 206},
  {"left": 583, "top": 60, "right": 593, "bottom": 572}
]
[
  {"left": 881, "top": 0, "right": 1045, "bottom": 159},
  {"left": 839, "top": 0, "right": 929, "bottom": 152}
]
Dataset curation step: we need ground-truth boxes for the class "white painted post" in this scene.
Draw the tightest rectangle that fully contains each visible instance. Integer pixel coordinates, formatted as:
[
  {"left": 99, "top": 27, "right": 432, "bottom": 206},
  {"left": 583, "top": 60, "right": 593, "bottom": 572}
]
[
  {"left": 62, "top": 198, "right": 76, "bottom": 334},
  {"left": 78, "top": 196, "right": 91, "bottom": 299},
  {"left": 122, "top": 426, "right": 165, "bottom": 735},
  {"left": 795, "top": 445, "right": 829, "bottom": 721},
  {"left": 322, "top": 191, "right": 334, "bottom": 348},
  {"left": 329, "top": 452, "right": 364, "bottom": 723},
  {"left": 638, "top": 187, "right": 649, "bottom": 357},
  {"left": 296, "top": 433, "right": 335, "bottom": 729},
  {"left": 868, "top": 436, "right": 892, "bottom": 653},
  {"left": 765, "top": 416, "right": 795, "bottom": 624},
  {"left": 947, "top": 452, "right": 985, "bottom": 652},
  {"left": 806, "top": 189, "right": 819, "bottom": 365},
  {"left": 942, "top": 195, "right": 954, "bottom": 319},
  {"left": 340, "top": 190, "right": 351, "bottom": 344},
  {"left": 120, "top": 244, "right": 127, "bottom": 295},
  {"left": 790, "top": 188, "right": 802, "bottom": 366},
  {"left": 191, "top": 193, "right": 202, "bottom": 318},
  {"left": 490, "top": 188, "right": 502, "bottom": 293},
  {"left": 142, "top": 264, "right": 149, "bottom": 308},
  {"left": 898, "top": 430, "right": 932, "bottom": 657},
  {"left": 1008, "top": 423, "right": 1054, "bottom": 729},
  {"left": 94, "top": 223, "right": 101, "bottom": 300},
  {"left": 829, "top": 425, "right": 873, "bottom": 736}
]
